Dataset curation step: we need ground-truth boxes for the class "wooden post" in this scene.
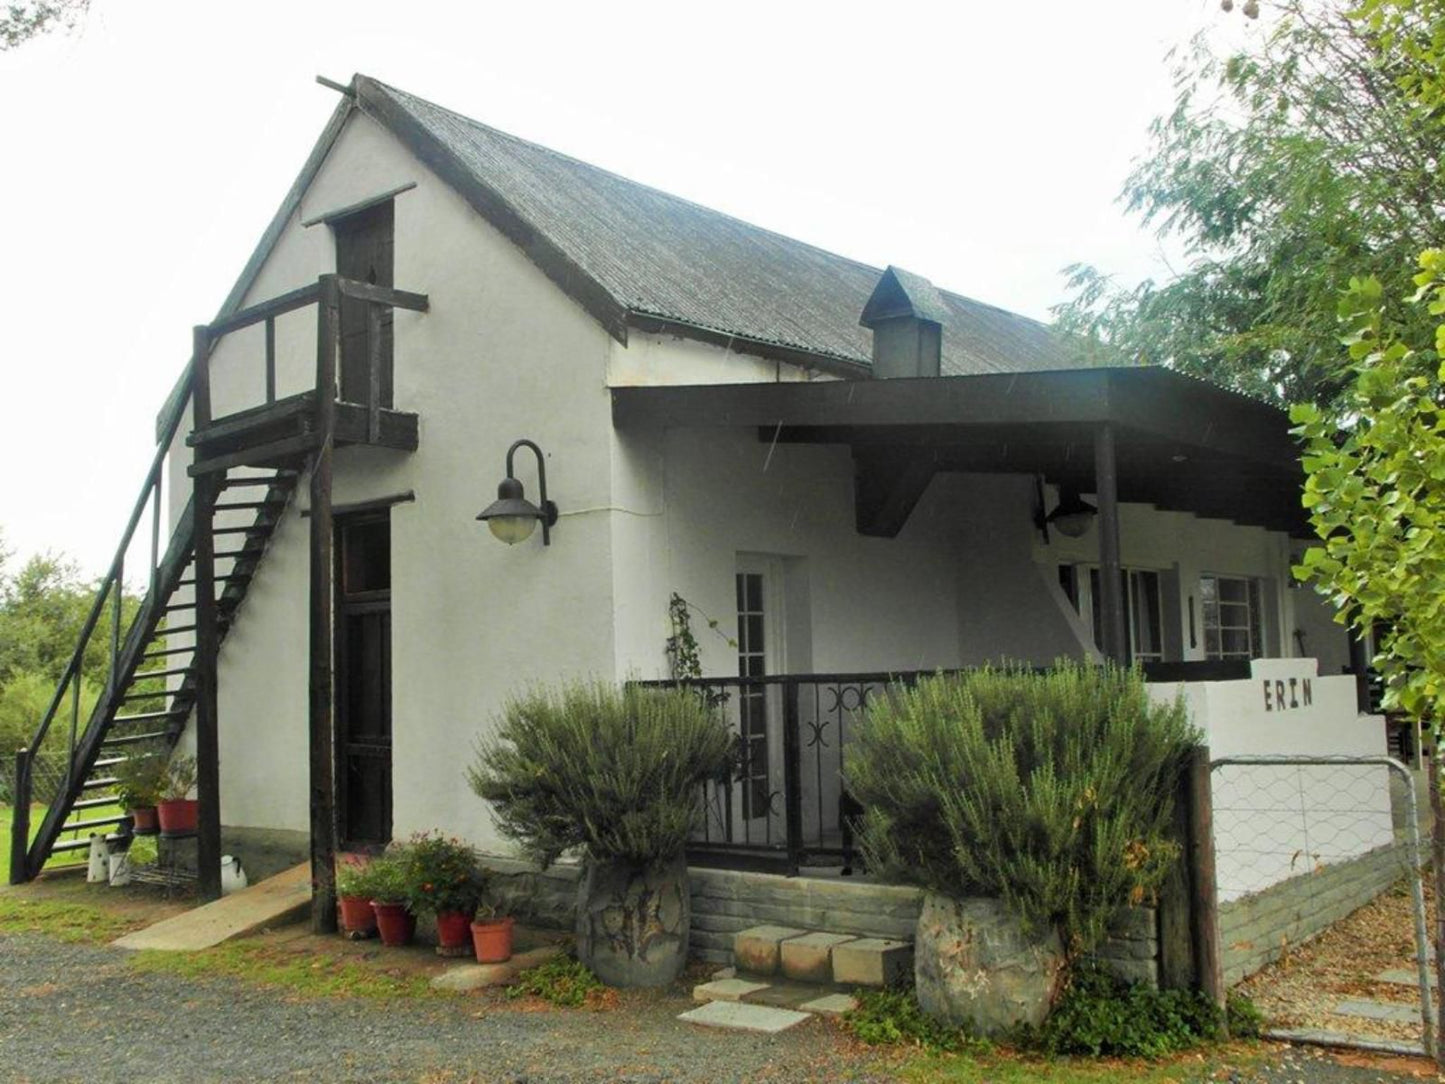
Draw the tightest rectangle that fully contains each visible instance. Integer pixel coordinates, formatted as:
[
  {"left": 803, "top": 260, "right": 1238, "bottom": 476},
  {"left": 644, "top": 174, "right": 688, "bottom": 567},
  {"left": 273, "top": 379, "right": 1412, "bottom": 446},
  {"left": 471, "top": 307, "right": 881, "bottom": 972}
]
[
  {"left": 782, "top": 679, "right": 803, "bottom": 877},
  {"left": 1430, "top": 751, "right": 1445, "bottom": 1068},
  {"left": 1187, "top": 745, "right": 1225, "bottom": 1023},
  {"left": 309, "top": 275, "right": 340, "bottom": 934},
  {"left": 192, "top": 324, "right": 223, "bottom": 902},
  {"left": 1094, "top": 423, "right": 1127, "bottom": 665},
  {"left": 10, "top": 750, "right": 31, "bottom": 885},
  {"left": 1157, "top": 753, "right": 1198, "bottom": 990}
]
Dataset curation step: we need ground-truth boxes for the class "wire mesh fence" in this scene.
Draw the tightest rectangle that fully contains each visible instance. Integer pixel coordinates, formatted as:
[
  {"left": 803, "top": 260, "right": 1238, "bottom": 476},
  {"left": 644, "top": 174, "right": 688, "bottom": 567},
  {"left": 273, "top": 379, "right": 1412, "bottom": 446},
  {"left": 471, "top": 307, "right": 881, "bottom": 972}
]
[{"left": 1211, "top": 754, "right": 1432, "bottom": 1056}]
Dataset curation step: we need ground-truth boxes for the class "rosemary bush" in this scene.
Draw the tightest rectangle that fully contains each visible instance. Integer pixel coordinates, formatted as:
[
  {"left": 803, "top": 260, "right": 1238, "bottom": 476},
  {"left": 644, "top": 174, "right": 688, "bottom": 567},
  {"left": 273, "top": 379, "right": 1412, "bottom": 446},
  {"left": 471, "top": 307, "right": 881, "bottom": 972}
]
[
  {"left": 847, "top": 662, "right": 1196, "bottom": 956},
  {"left": 467, "top": 680, "right": 733, "bottom": 869}
]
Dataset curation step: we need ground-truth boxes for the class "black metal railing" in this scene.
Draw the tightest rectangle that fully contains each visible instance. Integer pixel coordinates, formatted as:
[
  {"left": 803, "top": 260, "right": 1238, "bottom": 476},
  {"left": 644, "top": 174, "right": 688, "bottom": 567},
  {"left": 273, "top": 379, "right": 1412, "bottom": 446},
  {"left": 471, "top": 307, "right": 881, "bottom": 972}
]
[{"left": 634, "top": 671, "right": 949, "bottom": 875}]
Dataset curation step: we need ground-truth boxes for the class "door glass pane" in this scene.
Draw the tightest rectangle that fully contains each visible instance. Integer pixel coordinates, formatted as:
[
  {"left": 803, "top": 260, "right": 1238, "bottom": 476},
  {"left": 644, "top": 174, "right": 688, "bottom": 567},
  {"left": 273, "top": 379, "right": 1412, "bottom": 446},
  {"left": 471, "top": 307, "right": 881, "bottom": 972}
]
[
  {"left": 343, "top": 520, "right": 390, "bottom": 595},
  {"left": 735, "top": 571, "right": 770, "bottom": 821}
]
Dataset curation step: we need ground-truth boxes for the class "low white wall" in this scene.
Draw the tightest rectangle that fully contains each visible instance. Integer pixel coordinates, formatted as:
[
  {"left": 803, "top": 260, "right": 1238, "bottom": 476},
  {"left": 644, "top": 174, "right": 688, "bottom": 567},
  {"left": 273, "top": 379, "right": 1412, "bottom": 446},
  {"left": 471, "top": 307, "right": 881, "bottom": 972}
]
[{"left": 1151, "top": 659, "right": 1391, "bottom": 903}]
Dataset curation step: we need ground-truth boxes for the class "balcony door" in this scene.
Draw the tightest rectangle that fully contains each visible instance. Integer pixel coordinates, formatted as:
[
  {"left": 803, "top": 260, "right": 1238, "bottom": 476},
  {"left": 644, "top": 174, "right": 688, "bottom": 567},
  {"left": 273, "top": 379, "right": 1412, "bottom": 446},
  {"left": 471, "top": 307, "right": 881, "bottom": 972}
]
[
  {"left": 335, "top": 513, "right": 393, "bottom": 848},
  {"left": 734, "top": 556, "right": 787, "bottom": 845},
  {"left": 332, "top": 200, "right": 394, "bottom": 408}
]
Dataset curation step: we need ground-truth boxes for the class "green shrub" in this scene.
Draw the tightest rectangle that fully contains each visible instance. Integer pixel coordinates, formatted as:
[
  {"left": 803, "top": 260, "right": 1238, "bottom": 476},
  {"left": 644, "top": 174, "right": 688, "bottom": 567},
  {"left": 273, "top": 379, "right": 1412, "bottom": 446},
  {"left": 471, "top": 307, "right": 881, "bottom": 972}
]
[
  {"left": 1020, "top": 965, "right": 1223, "bottom": 1058},
  {"left": 846, "top": 661, "right": 1196, "bottom": 956},
  {"left": 0, "top": 668, "right": 100, "bottom": 804},
  {"left": 334, "top": 858, "right": 375, "bottom": 899},
  {"left": 467, "top": 680, "right": 733, "bottom": 868},
  {"left": 1226, "top": 990, "right": 1264, "bottom": 1038},
  {"left": 355, "top": 846, "right": 412, "bottom": 905},
  {"left": 843, "top": 987, "right": 990, "bottom": 1053},
  {"left": 505, "top": 955, "right": 604, "bottom": 1007},
  {"left": 403, "top": 831, "right": 486, "bottom": 915},
  {"left": 163, "top": 754, "right": 197, "bottom": 801},
  {"left": 112, "top": 744, "right": 168, "bottom": 811}
]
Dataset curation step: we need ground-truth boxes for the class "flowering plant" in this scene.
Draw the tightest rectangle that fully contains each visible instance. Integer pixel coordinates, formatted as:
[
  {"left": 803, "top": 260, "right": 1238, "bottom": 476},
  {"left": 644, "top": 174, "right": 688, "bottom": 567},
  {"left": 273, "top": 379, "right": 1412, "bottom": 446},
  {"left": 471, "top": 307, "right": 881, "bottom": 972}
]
[{"left": 404, "top": 832, "right": 486, "bottom": 915}]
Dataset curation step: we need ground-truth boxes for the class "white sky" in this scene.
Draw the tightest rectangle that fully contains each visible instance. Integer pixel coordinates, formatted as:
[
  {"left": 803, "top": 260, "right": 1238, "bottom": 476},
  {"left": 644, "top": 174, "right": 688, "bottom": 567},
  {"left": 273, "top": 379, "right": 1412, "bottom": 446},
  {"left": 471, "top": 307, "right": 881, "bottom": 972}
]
[{"left": 0, "top": 0, "right": 1259, "bottom": 578}]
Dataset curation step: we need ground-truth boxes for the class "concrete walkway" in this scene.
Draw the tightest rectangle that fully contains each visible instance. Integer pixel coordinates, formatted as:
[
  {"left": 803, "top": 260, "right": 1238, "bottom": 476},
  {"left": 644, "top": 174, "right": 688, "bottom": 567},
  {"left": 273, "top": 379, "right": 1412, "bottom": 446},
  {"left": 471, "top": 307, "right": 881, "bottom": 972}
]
[{"left": 111, "top": 861, "right": 310, "bottom": 951}]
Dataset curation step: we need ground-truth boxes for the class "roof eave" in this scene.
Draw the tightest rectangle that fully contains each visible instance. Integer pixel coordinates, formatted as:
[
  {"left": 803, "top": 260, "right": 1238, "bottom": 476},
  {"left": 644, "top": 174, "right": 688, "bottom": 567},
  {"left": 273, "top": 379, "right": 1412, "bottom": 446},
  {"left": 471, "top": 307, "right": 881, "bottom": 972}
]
[{"left": 625, "top": 311, "right": 871, "bottom": 380}]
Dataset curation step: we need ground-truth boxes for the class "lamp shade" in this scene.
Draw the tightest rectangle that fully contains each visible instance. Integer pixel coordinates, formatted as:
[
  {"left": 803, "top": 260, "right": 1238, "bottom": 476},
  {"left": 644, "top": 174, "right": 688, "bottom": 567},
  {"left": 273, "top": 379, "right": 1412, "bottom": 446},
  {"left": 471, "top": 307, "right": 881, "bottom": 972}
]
[
  {"left": 1047, "top": 488, "right": 1098, "bottom": 539},
  {"left": 477, "top": 477, "right": 543, "bottom": 545}
]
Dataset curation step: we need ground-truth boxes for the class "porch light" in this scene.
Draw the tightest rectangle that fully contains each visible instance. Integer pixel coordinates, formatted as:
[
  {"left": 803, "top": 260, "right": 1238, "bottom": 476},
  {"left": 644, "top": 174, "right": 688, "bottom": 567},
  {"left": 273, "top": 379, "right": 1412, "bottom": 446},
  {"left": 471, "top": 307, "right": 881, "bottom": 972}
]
[
  {"left": 476, "top": 438, "right": 559, "bottom": 546},
  {"left": 1046, "top": 485, "right": 1097, "bottom": 539}
]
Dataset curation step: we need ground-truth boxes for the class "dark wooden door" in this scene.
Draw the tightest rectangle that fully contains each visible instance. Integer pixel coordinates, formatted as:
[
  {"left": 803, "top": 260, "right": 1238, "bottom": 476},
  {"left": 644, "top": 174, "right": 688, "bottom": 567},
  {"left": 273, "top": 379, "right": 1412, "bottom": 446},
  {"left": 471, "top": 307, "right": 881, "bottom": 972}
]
[
  {"left": 335, "top": 514, "right": 392, "bottom": 848},
  {"left": 333, "top": 201, "right": 394, "bottom": 408}
]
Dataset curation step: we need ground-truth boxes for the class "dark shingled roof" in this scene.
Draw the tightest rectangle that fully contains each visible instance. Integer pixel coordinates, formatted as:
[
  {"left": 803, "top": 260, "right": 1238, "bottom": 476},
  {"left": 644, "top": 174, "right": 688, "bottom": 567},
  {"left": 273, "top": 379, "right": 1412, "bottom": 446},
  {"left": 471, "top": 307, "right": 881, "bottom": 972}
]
[{"left": 360, "top": 77, "right": 1092, "bottom": 378}]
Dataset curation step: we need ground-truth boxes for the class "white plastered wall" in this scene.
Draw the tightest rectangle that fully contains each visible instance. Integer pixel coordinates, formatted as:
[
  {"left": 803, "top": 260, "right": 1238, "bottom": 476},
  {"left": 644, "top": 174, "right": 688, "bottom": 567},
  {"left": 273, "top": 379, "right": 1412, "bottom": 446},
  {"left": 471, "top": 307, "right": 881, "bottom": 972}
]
[{"left": 167, "top": 111, "right": 618, "bottom": 853}]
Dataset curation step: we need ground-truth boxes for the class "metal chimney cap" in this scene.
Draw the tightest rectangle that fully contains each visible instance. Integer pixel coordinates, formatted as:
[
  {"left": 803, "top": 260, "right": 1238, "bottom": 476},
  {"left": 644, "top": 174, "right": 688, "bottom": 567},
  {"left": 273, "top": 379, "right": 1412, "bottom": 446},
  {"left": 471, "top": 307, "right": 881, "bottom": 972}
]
[{"left": 860, "top": 265, "right": 950, "bottom": 328}]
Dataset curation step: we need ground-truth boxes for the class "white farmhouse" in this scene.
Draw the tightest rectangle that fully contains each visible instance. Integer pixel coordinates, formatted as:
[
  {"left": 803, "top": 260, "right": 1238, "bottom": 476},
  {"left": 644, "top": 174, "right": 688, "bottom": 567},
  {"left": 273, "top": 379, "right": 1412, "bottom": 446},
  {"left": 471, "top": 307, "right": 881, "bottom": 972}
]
[{"left": 11, "top": 75, "right": 1369, "bottom": 923}]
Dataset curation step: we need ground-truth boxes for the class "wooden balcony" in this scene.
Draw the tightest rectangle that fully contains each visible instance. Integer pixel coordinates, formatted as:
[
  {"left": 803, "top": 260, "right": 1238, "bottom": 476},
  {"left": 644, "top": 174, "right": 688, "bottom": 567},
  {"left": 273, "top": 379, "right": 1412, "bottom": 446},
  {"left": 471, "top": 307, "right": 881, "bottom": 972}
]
[{"left": 186, "top": 275, "right": 427, "bottom": 477}]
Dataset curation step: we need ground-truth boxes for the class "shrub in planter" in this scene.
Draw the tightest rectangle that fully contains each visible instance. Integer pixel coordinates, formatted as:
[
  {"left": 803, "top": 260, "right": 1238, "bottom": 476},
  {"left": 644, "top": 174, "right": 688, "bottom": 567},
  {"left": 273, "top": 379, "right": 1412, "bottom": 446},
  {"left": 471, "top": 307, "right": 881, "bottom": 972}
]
[
  {"left": 471, "top": 896, "right": 515, "bottom": 964},
  {"left": 364, "top": 848, "right": 417, "bottom": 947},
  {"left": 403, "top": 831, "right": 486, "bottom": 951},
  {"left": 156, "top": 754, "right": 198, "bottom": 835},
  {"left": 467, "top": 680, "right": 732, "bottom": 987},
  {"left": 113, "top": 744, "right": 168, "bottom": 833},
  {"left": 334, "top": 859, "right": 379, "bottom": 937},
  {"left": 846, "top": 662, "right": 1196, "bottom": 1032}
]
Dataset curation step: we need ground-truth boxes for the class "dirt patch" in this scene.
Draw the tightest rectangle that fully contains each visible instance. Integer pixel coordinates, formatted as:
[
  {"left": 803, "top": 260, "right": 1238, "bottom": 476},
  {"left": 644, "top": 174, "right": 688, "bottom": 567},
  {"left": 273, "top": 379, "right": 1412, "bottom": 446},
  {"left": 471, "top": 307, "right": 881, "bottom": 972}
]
[{"left": 1235, "top": 874, "right": 1435, "bottom": 1045}]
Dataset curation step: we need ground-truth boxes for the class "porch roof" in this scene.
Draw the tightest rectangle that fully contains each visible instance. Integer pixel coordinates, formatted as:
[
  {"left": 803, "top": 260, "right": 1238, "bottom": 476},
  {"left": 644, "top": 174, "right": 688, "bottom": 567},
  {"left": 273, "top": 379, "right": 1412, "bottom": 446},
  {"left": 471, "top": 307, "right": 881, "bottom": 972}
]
[{"left": 611, "top": 366, "right": 1309, "bottom": 539}]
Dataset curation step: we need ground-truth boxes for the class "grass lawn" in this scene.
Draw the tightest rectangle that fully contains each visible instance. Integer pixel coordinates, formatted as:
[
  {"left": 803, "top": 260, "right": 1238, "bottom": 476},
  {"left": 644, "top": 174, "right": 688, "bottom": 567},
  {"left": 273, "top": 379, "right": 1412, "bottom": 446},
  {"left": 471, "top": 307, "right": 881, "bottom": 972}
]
[{"left": 1, "top": 800, "right": 127, "bottom": 877}]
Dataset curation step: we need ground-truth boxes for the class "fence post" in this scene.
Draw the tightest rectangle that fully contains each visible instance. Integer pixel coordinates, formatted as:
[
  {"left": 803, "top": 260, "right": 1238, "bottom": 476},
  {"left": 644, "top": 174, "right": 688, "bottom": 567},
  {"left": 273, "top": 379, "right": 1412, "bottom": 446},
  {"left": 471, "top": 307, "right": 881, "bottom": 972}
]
[
  {"left": 1187, "top": 745, "right": 1225, "bottom": 1025},
  {"left": 10, "top": 750, "right": 31, "bottom": 885},
  {"left": 1157, "top": 752, "right": 1197, "bottom": 990},
  {"left": 782, "top": 679, "right": 803, "bottom": 876}
]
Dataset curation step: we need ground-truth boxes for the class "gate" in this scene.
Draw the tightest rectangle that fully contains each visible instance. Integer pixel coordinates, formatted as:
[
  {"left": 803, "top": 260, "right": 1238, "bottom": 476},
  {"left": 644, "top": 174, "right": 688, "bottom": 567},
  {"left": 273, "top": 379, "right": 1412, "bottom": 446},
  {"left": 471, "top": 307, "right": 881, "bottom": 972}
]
[{"left": 1209, "top": 754, "right": 1433, "bottom": 1057}]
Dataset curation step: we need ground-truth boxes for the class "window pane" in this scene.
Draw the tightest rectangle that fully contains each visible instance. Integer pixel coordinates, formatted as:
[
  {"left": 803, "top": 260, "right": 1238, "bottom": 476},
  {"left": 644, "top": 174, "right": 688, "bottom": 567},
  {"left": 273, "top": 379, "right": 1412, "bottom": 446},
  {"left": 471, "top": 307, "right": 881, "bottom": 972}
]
[
  {"left": 1218, "top": 578, "right": 1248, "bottom": 604},
  {"left": 744, "top": 573, "right": 763, "bottom": 612}
]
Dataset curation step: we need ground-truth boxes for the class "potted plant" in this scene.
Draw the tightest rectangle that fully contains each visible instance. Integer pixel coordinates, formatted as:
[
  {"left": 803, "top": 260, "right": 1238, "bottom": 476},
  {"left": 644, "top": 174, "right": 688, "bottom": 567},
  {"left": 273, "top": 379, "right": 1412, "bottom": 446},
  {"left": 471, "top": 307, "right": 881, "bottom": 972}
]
[
  {"left": 365, "top": 846, "right": 416, "bottom": 947},
  {"left": 468, "top": 680, "right": 731, "bottom": 987},
  {"left": 156, "top": 754, "right": 199, "bottom": 835},
  {"left": 470, "top": 893, "right": 514, "bottom": 964},
  {"left": 335, "top": 858, "right": 379, "bottom": 939},
  {"left": 404, "top": 831, "right": 485, "bottom": 953},
  {"left": 113, "top": 746, "right": 168, "bottom": 834}
]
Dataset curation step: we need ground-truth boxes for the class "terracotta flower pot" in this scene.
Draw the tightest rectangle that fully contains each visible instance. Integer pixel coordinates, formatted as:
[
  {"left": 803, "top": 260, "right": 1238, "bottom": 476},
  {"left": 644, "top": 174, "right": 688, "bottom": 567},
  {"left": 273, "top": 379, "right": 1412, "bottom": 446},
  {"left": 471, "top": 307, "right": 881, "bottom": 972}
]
[
  {"left": 435, "top": 910, "right": 473, "bottom": 950},
  {"left": 130, "top": 806, "right": 160, "bottom": 834},
  {"left": 471, "top": 916, "right": 514, "bottom": 963},
  {"left": 338, "top": 895, "right": 377, "bottom": 936},
  {"left": 156, "top": 798, "right": 198, "bottom": 835},
  {"left": 372, "top": 901, "right": 415, "bottom": 947}
]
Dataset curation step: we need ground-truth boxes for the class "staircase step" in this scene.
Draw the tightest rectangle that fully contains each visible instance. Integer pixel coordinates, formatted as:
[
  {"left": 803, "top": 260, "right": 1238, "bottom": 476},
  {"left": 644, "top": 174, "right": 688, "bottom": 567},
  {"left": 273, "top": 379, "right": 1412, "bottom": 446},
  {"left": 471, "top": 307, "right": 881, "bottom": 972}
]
[
  {"left": 72, "top": 796, "right": 121, "bottom": 811},
  {"left": 51, "top": 838, "right": 100, "bottom": 854},
  {"left": 210, "top": 526, "right": 273, "bottom": 535},
  {"left": 143, "top": 646, "right": 196, "bottom": 659},
  {"left": 82, "top": 776, "right": 120, "bottom": 791},
  {"left": 831, "top": 938, "right": 913, "bottom": 987},
  {"left": 127, "top": 667, "right": 192, "bottom": 681},
  {"left": 93, "top": 757, "right": 125, "bottom": 771},
  {"left": 693, "top": 978, "right": 770, "bottom": 1004},
  {"left": 102, "top": 731, "right": 170, "bottom": 748},
  {"left": 114, "top": 710, "right": 187, "bottom": 725},
  {"left": 734, "top": 926, "right": 808, "bottom": 975},
  {"left": 219, "top": 472, "right": 297, "bottom": 488},
  {"left": 62, "top": 815, "right": 127, "bottom": 833},
  {"left": 781, "top": 933, "right": 857, "bottom": 984}
]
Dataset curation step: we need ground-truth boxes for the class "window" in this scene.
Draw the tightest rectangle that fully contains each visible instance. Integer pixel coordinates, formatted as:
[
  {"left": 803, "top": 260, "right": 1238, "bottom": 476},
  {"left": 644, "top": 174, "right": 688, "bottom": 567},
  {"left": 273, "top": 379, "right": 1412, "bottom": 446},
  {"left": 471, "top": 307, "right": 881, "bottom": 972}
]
[
  {"left": 735, "top": 570, "right": 770, "bottom": 820},
  {"left": 1060, "top": 564, "right": 1165, "bottom": 664},
  {"left": 1200, "top": 574, "right": 1262, "bottom": 660}
]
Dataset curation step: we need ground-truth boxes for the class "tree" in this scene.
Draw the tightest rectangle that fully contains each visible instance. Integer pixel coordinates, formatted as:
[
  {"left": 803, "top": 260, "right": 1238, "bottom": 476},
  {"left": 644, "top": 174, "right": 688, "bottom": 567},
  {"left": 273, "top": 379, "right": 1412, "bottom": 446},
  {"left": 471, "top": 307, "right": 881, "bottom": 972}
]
[
  {"left": 1, "top": 0, "right": 90, "bottom": 50},
  {"left": 1054, "top": 0, "right": 1445, "bottom": 407}
]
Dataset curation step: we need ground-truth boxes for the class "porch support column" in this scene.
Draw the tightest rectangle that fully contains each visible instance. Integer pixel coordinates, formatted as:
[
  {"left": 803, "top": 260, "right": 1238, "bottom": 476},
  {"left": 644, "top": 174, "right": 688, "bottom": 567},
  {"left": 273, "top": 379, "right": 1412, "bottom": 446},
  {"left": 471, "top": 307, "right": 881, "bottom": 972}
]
[
  {"left": 309, "top": 275, "right": 340, "bottom": 934},
  {"left": 192, "top": 325, "right": 223, "bottom": 902},
  {"left": 1094, "top": 423, "right": 1127, "bottom": 665}
]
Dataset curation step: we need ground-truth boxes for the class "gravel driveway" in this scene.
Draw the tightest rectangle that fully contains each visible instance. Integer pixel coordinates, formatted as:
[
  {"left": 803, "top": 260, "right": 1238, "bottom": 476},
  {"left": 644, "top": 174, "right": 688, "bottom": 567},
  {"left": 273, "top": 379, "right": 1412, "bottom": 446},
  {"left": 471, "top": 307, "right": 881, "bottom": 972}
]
[{"left": 1, "top": 929, "right": 1440, "bottom": 1084}]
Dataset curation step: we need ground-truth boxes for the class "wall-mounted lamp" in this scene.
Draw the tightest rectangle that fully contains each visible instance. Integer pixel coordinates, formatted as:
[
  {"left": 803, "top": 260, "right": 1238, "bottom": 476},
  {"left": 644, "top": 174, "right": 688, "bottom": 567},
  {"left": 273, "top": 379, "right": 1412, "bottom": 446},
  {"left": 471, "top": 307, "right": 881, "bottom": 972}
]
[
  {"left": 1045, "top": 485, "right": 1098, "bottom": 539},
  {"left": 476, "top": 438, "right": 559, "bottom": 546}
]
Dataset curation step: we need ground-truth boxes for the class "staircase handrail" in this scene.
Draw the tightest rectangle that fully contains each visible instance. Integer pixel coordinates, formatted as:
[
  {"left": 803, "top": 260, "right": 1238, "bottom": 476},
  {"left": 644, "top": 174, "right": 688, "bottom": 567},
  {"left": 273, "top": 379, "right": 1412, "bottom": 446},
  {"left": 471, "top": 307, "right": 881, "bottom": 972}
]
[{"left": 22, "top": 357, "right": 197, "bottom": 758}]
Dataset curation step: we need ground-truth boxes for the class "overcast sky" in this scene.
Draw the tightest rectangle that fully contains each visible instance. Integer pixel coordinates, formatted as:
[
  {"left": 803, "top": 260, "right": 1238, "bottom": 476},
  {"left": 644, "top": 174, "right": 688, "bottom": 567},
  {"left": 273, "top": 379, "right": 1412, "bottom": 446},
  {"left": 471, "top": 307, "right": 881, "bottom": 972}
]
[{"left": 0, "top": 0, "right": 1258, "bottom": 578}]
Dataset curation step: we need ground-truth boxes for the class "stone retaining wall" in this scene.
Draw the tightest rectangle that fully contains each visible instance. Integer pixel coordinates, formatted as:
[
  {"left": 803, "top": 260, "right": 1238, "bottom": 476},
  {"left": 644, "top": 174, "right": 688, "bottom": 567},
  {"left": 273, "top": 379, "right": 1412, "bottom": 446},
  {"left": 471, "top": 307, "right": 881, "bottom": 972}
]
[{"left": 1220, "top": 841, "right": 1409, "bottom": 986}]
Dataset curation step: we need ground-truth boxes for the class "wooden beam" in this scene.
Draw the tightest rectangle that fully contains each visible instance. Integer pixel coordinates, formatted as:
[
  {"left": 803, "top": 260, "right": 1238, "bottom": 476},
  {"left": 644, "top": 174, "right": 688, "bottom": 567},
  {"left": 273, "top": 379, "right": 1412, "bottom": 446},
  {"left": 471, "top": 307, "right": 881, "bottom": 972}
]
[
  {"left": 192, "top": 326, "right": 223, "bottom": 902},
  {"left": 334, "top": 277, "right": 429, "bottom": 313},
  {"left": 853, "top": 448, "right": 938, "bottom": 538},
  {"left": 1187, "top": 746, "right": 1225, "bottom": 1018},
  {"left": 207, "top": 282, "right": 322, "bottom": 339},
  {"left": 309, "top": 275, "right": 340, "bottom": 935},
  {"left": 300, "top": 182, "right": 416, "bottom": 228},
  {"left": 188, "top": 434, "right": 320, "bottom": 477},
  {"left": 1095, "top": 423, "right": 1127, "bottom": 665}
]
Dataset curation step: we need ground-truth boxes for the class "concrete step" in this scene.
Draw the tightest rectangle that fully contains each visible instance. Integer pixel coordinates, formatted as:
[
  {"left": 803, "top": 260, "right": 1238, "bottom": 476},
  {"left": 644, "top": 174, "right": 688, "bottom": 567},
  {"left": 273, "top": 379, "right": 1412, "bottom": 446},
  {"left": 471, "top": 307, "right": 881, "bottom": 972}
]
[
  {"left": 692, "top": 968, "right": 857, "bottom": 1015},
  {"left": 1330, "top": 998, "right": 1422, "bottom": 1025},
  {"left": 678, "top": 1000, "right": 814, "bottom": 1034},
  {"left": 732, "top": 924, "right": 912, "bottom": 987}
]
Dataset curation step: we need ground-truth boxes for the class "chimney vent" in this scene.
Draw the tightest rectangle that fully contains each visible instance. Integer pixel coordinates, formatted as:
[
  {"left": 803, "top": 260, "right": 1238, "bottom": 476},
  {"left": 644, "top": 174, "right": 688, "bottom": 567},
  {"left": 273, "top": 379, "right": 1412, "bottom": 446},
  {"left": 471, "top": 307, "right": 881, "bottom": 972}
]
[{"left": 860, "top": 266, "right": 946, "bottom": 378}]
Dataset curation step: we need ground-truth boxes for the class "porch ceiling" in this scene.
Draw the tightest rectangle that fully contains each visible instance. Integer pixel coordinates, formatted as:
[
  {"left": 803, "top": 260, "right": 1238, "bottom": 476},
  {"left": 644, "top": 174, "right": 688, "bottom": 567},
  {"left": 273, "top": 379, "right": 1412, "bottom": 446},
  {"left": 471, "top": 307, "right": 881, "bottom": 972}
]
[{"left": 610, "top": 367, "right": 1310, "bottom": 539}]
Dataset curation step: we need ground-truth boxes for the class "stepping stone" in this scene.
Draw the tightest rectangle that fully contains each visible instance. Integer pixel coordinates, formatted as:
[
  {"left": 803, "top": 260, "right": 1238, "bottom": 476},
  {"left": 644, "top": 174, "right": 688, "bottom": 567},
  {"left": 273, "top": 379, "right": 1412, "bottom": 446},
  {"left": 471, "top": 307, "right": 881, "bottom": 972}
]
[
  {"left": 734, "top": 925, "right": 806, "bottom": 975},
  {"left": 799, "top": 993, "right": 857, "bottom": 1017},
  {"left": 831, "top": 938, "right": 912, "bottom": 987},
  {"left": 1375, "top": 967, "right": 1438, "bottom": 989},
  {"left": 1331, "top": 998, "right": 1422, "bottom": 1024},
  {"left": 781, "top": 932, "right": 856, "bottom": 984},
  {"left": 693, "top": 978, "right": 770, "bottom": 1004},
  {"left": 678, "top": 1001, "right": 813, "bottom": 1034}
]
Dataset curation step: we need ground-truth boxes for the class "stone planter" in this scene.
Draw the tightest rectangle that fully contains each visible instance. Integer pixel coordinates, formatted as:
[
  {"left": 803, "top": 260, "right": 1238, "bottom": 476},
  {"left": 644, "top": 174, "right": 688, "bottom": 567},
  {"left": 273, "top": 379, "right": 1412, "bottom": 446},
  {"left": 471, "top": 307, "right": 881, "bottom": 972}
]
[
  {"left": 914, "top": 893, "right": 1064, "bottom": 1035},
  {"left": 575, "top": 853, "right": 689, "bottom": 987}
]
